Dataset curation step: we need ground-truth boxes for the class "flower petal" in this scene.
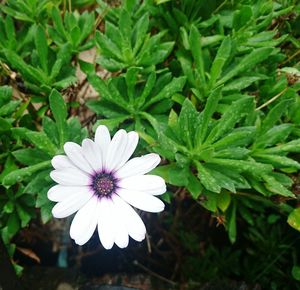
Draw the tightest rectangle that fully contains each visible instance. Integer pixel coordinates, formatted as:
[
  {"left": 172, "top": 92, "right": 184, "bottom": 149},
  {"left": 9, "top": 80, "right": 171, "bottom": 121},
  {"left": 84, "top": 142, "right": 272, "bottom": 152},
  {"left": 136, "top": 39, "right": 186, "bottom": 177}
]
[
  {"left": 70, "top": 196, "right": 99, "bottom": 245},
  {"left": 51, "top": 190, "right": 93, "bottom": 218},
  {"left": 118, "top": 175, "right": 166, "bottom": 195},
  {"left": 95, "top": 125, "right": 111, "bottom": 157},
  {"left": 105, "top": 129, "right": 128, "bottom": 172},
  {"left": 50, "top": 168, "right": 91, "bottom": 186},
  {"left": 82, "top": 138, "right": 103, "bottom": 172},
  {"left": 98, "top": 198, "right": 115, "bottom": 250},
  {"left": 64, "top": 142, "right": 93, "bottom": 174},
  {"left": 112, "top": 195, "right": 146, "bottom": 242},
  {"left": 47, "top": 185, "right": 91, "bottom": 202},
  {"left": 115, "top": 131, "right": 139, "bottom": 170},
  {"left": 113, "top": 209, "right": 129, "bottom": 249},
  {"left": 98, "top": 197, "right": 129, "bottom": 249},
  {"left": 115, "top": 153, "right": 161, "bottom": 179},
  {"left": 116, "top": 188, "right": 165, "bottom": 213},
  {"left": 51, "top": 155, "right": 74, "bottom": 170}
]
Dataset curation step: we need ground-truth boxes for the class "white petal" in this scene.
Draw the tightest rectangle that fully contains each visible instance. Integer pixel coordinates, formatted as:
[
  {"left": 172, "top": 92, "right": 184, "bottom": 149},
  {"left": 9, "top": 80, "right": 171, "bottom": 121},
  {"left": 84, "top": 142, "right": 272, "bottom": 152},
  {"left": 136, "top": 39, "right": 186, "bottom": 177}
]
[
  {"left": 118, "top": 175, "right": 166, "bottom": 195},
  {"left": 47, "top": 185, "right": 91, "bottom": 202},
  {"left": 104, "top": 129, "right": 128, "bottom": 172},
  {"left": 115, "top": 153, "right": 161, "bottom": 179},
  {"left": 82, "top": 138, "right": 103, "bottom": 172},
  {"left": 112, "top": 195, "right": 146, "bottom": 242},
  {"left": 70, "top": 196, "right": 99, "bottom": 245},
  {"left": 64, "top": 142, "right": 93, "bottom": 174},
  {"left": 95, "top": 125, "right": 111, "bottom": 157},
  {"left": 51, "top": 190, "right": 93, "bottom": 218},
  {"left": 98, "top": 197, "right": 129, "bottom": 249},
  {"left": 50, "top": 168, "right": 91, "bottom": 186},
  {"left": 116, "top": 188, "right": 165, "bottom": 213},
  {"left": 112, "top": 201, "right": 129, "bottom": 249},
  {"left": 115, "top": 131, "right": 139, "bottom": 170},
  {"left": 51, "top": 155, "right": 74, "bottom": 170},
  {"left": 98, "top": 198, "right": 115, "bottom": 249}
]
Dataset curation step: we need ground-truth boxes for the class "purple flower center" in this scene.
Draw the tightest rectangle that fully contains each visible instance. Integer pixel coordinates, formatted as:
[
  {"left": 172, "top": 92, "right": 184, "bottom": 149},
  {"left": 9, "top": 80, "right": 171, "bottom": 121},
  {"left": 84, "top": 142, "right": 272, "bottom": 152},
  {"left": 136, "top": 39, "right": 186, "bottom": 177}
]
[{"left": 92, "top": 173, "right": 117, "bottom": 196}]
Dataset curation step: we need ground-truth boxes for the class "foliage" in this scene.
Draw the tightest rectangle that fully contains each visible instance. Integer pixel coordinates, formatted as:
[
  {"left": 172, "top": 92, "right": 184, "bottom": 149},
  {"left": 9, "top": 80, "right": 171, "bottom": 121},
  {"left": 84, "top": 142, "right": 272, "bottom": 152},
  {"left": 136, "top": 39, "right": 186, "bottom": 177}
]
[{"left": 0, "top": 0, "right": 300, "bottom": 288}]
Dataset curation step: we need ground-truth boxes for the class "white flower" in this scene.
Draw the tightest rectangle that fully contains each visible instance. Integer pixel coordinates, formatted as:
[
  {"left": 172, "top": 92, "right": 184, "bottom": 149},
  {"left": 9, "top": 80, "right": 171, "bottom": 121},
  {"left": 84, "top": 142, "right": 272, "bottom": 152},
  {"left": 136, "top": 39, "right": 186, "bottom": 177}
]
[{"left": 47, "top": 125, "right": 166, "bottom": 249}]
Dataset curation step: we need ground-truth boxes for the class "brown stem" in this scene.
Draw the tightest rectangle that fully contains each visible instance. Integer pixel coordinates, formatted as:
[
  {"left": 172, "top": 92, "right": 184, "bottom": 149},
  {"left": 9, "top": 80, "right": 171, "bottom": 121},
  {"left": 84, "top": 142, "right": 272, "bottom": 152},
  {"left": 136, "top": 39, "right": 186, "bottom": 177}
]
[{"left": 0, "top": 237, "right": 24, "bottom": 290}]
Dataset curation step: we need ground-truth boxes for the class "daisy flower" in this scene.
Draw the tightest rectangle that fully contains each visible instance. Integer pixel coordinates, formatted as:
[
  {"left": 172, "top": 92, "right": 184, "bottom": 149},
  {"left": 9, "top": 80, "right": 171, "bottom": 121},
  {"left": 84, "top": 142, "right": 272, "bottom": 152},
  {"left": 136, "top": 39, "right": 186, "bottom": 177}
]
[{"left": 47, "top": 125, "right": 166, "bottom": 249}]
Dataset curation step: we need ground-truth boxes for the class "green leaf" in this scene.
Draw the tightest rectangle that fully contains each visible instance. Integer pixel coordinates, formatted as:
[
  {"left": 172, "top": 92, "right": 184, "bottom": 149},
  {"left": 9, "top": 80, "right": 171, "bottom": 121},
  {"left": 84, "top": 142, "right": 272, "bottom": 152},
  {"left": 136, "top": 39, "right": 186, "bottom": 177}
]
[
  {"left": 3, "top": 161, "right": 51, "bottom": 186},
  {"left": 196, "top": 162, "right": 221, "bottom": 193},
  {"left": 209, "top": 36, "right": 231, "bottom": 88},
  {"left": 227, "top": 201, "right": 237, "bottom": 243},
  {"left": 178, "top": 99, "right": 199, "bottom": 149},
  {"left": 169, "top": 166, "right": 189, "bottom": 186},
  {"left": 26, "top": 131, "right": 58, "bottom": 155},
  {"left": 189, "top": 25, "right": 205, "bottom": 87},
  {"left": 88, "top": 74, "right": 128, "bottom": 110},
  {"left": 217, "top": 191, "right": 231, "bottom": 212},
  {"left": 223, "top": 75, "right": 266, "bottom": 92},
  {"left": 16, "top": 204, "right": 32, "bottom": 227},
  {"left": 52, "top": 6, "right": 66, "bottom": 36},
  {"left": 205, "top": 96, "right": 254, "bottom": 145},
  {"left": 49, "top": 89, "right": 68, "bottom": 146},
  {"left": 288, "top": 208, "right": 300, "bottom": 232},
  {"left": 196, "top": 86, "right": 222, "bottom": 146},
  {"left": 262, "top": 174, "right": 294, "bottom": 197},
  {"left": 93, "top": 116, "right": 128, "bottom": 131},
  {"left": 4, "top": 49, "right": 47, "bottom": 85},
  {"left": 209, "top": 158, "right": 273, "bottom": 175},
  {"left": 218, "top": 47, "right": 273, "bottom": 84},
  {"left": 213, "top": 127, "right": 255, "bottom": 149},
  {"left": 0, "top": 85, "right": 13, "bottom": 106},
  {"left": 258, "top": 98, "right": 294, "bottom": 135},
  {"left": 254, "top": 124, "right": 293, "bottom": 149},
  {"left": 292, "top": 266, "right": 300, "bottom": 281},
  {"left": 0, "top": 100, "right": 21, "bottom": 116},
  {"left": 264, "top": 139, "right": 300, "bottom": 154},
  {"left": 0, "top": 117, "right": 11, "bottom": 132},
  {"left": 35, "top": 25, "right": 48, "bottom": 73},
  {"left": 187, "top": 172, "right": 203, "bottom": 199},
  {"left": 253, "top": 154, "right": 300, "bottom": 171},
  {"left": 13, "top": 148, "right": 51, "bottom": 166},
  {"left": 132, "top": 12, "right": 149, "bottom": 55},
  {"left": 143, "top": 76, "right": 186, "bottom": 108},
  {"left": 136, "top": 72, "right": 156, "bottom": 108},
  {"left": 125, "top": 67, "right": 139, "bottom": 101}
]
